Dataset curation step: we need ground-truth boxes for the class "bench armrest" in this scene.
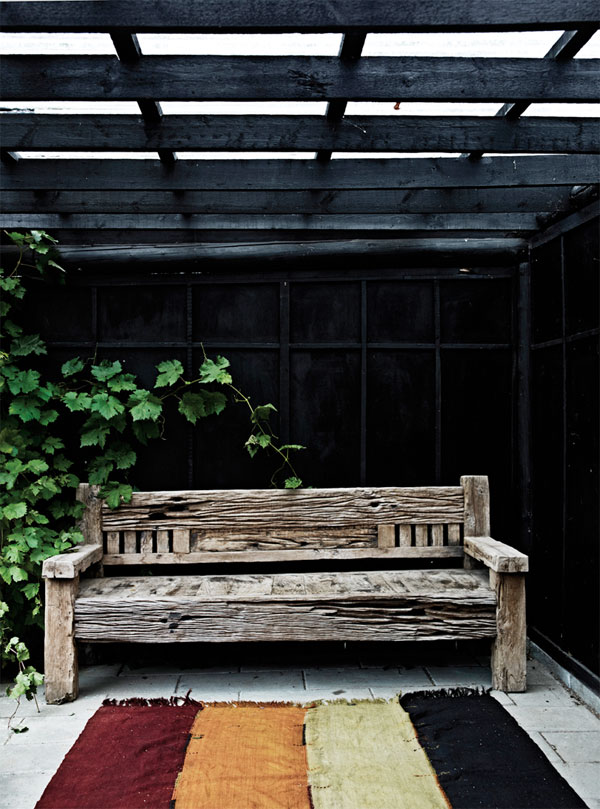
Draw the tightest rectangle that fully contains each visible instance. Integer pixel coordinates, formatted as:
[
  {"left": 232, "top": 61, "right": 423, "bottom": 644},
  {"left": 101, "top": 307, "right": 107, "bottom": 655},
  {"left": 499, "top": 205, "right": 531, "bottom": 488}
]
[
  {"left": 464, "top": 536, "right": 528, "bottom": 573},
  {"left": 42, "top": 544, "right": 103, "bottom": 579}
]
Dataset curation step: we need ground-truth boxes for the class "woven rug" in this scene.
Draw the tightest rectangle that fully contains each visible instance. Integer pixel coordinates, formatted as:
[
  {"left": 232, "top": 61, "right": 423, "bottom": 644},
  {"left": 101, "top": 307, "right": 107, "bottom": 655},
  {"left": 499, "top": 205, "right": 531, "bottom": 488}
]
[{"left": 35, "top": 691, "right": 586, "bottom": 809}]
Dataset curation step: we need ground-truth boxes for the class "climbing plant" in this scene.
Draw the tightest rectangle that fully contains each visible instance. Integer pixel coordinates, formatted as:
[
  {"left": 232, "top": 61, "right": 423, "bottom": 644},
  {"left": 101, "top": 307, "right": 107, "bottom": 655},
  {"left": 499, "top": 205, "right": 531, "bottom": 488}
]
[{"left": 0, "top": 230, "right": 305, "bottom": 712}]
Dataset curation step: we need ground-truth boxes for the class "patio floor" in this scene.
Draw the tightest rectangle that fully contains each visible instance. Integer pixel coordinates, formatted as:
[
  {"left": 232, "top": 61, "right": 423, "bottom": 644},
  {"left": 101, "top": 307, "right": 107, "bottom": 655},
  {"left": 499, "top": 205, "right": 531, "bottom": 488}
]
[{"left": 1, "top": 646, "right": 599, "bottom": 809}]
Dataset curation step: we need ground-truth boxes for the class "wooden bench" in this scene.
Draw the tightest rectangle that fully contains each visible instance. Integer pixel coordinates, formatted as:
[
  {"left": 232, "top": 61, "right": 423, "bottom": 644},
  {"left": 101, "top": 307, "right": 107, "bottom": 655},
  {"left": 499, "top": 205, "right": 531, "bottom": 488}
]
[{"left": 42, "top": 475, "right": 528, "bottom": 703}]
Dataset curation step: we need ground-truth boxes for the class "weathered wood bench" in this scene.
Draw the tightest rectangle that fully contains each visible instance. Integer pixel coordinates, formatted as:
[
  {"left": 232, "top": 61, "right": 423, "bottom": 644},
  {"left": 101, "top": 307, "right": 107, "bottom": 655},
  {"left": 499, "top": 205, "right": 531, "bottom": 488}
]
[{"left": 42, "top": 475, "right": 528, "bottom": 703}]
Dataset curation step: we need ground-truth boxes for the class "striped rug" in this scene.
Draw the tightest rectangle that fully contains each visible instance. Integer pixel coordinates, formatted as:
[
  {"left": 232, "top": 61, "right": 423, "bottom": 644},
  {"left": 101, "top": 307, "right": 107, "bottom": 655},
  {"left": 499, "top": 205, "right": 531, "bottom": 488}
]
[{"left": 35, "top": 692, "right": 586, "bottom": 809}]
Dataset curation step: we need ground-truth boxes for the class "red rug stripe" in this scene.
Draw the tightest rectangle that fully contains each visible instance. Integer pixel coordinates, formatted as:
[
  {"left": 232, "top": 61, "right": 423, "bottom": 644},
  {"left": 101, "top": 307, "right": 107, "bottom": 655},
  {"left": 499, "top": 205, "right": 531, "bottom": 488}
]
[{"left": 35, "top": 704, "right": 200, "bottom": 809}]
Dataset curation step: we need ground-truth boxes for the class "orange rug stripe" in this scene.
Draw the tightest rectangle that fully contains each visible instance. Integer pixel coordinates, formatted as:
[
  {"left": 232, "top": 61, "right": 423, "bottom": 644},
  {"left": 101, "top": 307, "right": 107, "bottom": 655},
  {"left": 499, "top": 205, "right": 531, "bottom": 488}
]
[{"left": 171, "top": 705, "right": 311, "bottom": 809}]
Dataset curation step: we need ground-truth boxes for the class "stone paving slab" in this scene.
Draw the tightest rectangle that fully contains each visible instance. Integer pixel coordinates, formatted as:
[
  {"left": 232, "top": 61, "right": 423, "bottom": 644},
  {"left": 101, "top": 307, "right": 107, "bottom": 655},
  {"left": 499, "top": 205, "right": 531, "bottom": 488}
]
[{"left": 542, "top": 730, "right": 600, "bottom": 764}]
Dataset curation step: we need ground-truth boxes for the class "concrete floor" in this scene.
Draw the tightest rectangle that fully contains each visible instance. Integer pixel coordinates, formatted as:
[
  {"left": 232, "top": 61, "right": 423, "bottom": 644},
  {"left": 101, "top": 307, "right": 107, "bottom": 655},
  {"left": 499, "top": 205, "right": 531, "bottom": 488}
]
[{"left": 1, "top": 649, "right": 599, "bottom": 809}]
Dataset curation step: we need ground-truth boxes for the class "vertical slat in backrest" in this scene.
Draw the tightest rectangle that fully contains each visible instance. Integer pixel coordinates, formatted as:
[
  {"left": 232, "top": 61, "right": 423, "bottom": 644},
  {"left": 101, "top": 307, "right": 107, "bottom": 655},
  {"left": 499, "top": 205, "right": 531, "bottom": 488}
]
[{"left": 98, "top": 485, "right": 468, "bottom": 563}]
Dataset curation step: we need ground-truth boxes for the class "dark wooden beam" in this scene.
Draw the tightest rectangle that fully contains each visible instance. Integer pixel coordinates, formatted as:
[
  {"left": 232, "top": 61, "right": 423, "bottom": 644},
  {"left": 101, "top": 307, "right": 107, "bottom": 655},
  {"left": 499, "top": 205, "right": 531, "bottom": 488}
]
[
  {"left": 3, "top": 114, "right": 598, "bottom": 153},
  {"left": 1, "top": 1, "right": 597, "bottom": 32},
  {"left": 0, "top": 238, "right": 527, "bottom": 270},
  {"left": 109, "top": 32, "right": 175, "bottom": 166},
  {"left": 468, "top": 25, "right": 597, "bottom": 158},
  {"left": 529, "top": 200, "right": 600, "bottom": 247},
  {"left": 318, "top": 32, "right": 366, "bottom": 163},
  {"left": 5, "top": 55, "right": 599, "bottom": 102},
  {"left": 3, "top": 186, "right": 584, "bottom": 215},
  {"left": 2, "top": 156, "right": 597, "bottom": 191},
  {"left": 0, "top": 212, "right": 543, "bottom": 231}
]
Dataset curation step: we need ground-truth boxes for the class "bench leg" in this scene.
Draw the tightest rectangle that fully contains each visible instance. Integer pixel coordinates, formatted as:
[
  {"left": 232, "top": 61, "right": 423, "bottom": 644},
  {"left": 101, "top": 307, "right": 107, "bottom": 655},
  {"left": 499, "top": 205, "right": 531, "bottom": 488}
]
[
  {"left": 490, "top": 570, "right": 527, "bottom": 692},
  {"left": 45, "top": 577, "right": 79, "bottom": 704}
]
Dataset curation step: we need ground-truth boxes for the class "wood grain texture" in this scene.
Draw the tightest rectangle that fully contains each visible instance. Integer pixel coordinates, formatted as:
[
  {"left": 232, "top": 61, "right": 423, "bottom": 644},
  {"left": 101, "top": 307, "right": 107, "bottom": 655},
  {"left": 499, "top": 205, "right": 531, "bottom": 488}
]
[
  {"left": 101, "top": 487, "right": 464, "bottom": 529},
  {"left": 1, "top": 186, "right": 582, "bottom": 216},
  {"left": 490, "top": 570, "right": 527, "bottom": 692},
  {"left": 76, "top": 483, "right": 102, "bottom": 544},
  {"left": 106, "top": 531, "right": 119, "bottom": 554},
  {"left": 377, "top": 525, "right": 396, "bottom": 548},
  {"left": 6, "top": 56, "right": 597, "bottom": 101},
  {"left": 42, "top": 544, "right": 103, "bottom": 579},
  {"left": 464, "top": 536, "right": 529, "bottom": 573},
  {"left": 45, "top": 577, "right": 79, "bottom": 704},
  {"left": 190, "top": 525, "right": 376, "bottom": 551},
  {"left": 74, "top": 570, "right": 496, "bottom": 643},
  {"left": 3, "top": 114, "right": 597, "bottom": 154},
  {"left": 2, "top": 1, "right": 596, "bottom": 33},
  {"left": 4, "top": 156, "right": 596, "bottom": 192},
  {"left": 101, "top": 546, "right": 465, "bottom": 566},
  {"left": 461, "top": 476, "right": 491, "bottom": 537}
]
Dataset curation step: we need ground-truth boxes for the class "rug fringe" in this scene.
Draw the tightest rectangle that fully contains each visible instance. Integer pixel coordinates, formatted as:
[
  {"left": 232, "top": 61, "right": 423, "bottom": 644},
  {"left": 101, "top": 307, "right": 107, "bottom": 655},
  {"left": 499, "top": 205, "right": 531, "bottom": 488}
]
[
  {"left": 102, "top": 690, "right": 204, "bottom": 708},
  {"left": 399, "top": 686, "right": 491, "bottom": 705}
]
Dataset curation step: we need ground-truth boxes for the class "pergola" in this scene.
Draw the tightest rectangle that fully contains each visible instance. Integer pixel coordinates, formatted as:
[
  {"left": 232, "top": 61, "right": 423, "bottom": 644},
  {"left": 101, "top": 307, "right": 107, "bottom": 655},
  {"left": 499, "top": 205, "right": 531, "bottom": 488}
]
[
  {"left": 0, "top": 1, "right": 599, "bottom": 688},
  {"left": 0, "top": 0, "right": 598, "bottom": 262}
]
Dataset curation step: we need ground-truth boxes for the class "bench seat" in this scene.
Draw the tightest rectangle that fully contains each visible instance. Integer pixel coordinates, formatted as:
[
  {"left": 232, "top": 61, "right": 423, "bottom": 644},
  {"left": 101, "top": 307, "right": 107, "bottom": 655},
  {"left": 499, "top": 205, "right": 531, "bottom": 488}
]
[
  {"left": 43, "top": 476, "right": 529, "bottom": 702},
  {"left": 74, "top": 569, "right": 497, "bottom": 643}
]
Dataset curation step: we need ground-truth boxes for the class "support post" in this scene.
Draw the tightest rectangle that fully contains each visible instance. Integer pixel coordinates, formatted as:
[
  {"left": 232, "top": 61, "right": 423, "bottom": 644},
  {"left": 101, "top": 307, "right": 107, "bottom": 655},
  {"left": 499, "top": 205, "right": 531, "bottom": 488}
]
[
  {"left": 490, "top": 569, "right": 527, "bottom": 692},
  {"left": 461, "top": 475, "right": 490, "bottom": 568},
  {"left": 44, "top": 576, "right": 79, "bottom": 703}
]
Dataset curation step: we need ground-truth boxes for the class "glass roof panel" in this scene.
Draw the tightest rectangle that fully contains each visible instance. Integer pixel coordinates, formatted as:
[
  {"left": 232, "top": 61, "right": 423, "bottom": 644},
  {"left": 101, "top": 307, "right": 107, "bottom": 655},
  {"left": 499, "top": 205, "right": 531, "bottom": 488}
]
[
  {"left": 136, "top": 34, "right": 342, "bottom": 55},
  {"left": 1, "top": 102, "right": 140, "bottom": 114},
  {"left": 574, "top": 31, "right": 600, "bottom": 57},
  {"left": 15, "top": 152, "right": 159, "bottom": 159},
  {"left": 522, "top": 103, "right": 600, "bottom": 117},
  {"left": 364, "top": 31, "right": 563, "bottom": 57},
  {"left": 0, "top": 33, "right": 114, "bottom": 54},
  {"left": 160, "top": 101, "right": 327, "bottom": 115},
  {"left": 346, "top": 102, "right": 503, "bottom": 116}
]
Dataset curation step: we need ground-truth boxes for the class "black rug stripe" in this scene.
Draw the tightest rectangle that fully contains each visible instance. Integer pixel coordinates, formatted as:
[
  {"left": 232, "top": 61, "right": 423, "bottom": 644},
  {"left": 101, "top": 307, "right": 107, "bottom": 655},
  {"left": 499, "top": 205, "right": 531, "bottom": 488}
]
[{"left": 400, "top": 691, "right": 587, "bottom": 809}]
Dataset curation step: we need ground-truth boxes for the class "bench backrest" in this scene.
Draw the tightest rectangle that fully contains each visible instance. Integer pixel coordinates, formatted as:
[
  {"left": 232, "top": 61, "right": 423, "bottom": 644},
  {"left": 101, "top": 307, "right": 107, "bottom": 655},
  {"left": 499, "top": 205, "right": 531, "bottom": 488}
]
[{"left": 78, "top": 476, "right": 490, "bottom": 568}]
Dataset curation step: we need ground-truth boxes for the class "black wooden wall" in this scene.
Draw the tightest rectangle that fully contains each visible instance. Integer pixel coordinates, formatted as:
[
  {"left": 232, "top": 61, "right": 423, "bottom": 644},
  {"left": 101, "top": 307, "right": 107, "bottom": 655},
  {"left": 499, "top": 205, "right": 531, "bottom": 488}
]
[
  {"left": 529, "top": 217, "right": 599, "bottom": 680},
  {"left": 29, "top": 261, "right": 518, "bottom": 544}
]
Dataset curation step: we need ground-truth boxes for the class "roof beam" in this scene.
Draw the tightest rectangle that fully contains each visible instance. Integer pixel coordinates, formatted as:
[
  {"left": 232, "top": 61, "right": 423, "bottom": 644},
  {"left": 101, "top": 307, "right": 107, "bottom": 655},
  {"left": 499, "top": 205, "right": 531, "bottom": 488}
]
[
  {"left": 3, "top": 186, "right": 588, "bottom": 215},
  {"left": 0, "top": 239, "right": 528, "bottom": 269},
  {"left": 468, "top": 25, "right": 598, "bottom": 159},
  {"left": 317, "top": 33, "right": 366, "bottom": 163},
  {"left": 109, "top": 32, "right": 175, "bottom": 166},
  {"left": 0, "top": 212, "right": 544, "bottom": 231},
  {"left": 4, "top": 55, "right": 598, "bottom": 102},
  {"left": 3, "top": 114, "right": 597, "bottom": 153},
  {"left": 1, "top": 1, "right": 598, "bottom": 32},
  {"left": 2, "top": 156, "right": 597, "bottom": 191}
]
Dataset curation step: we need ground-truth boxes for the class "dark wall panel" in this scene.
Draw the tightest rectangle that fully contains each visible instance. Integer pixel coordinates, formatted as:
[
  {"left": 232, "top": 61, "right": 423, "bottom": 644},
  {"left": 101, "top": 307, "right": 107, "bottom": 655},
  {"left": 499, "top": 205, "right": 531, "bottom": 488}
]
[
  {"left": 530, "top": 216, "right": 599, "bottom": 678},
  {"left": 366, "top": 350, "right": 435, "bottom": 485},
  {"left": 441, "top": 349, "right": 513, "bottom": 539},
  {"left": 193, "top": 283, "right": 279, "bottom": 342},
  {"left": 290, "top": 282, "right": 361, "bottom": 343},
  {"left": 367, "top": 281, "right": 433, "bottom": 342},
  {"left": 98, "top": 285, "right": 187, "bottom": 341},
  {"left": 440, "top": 279, "right": 512, "bottom": 343},
  {"left": 290, "top": 350, "right": 361, "bottom": 486}
]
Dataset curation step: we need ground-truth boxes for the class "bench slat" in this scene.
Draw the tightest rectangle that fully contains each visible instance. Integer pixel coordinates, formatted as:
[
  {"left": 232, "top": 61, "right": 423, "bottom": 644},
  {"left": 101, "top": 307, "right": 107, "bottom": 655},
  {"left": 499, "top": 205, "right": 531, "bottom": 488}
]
[
  {"left": 101, "top": 546, "right": 464, "bottom": 566},
  {"left": 74, "top": 570, "right": 496, "bottom": 643},
  {"left": 101, "top": 486, "right": 464, "bottom": 530}
]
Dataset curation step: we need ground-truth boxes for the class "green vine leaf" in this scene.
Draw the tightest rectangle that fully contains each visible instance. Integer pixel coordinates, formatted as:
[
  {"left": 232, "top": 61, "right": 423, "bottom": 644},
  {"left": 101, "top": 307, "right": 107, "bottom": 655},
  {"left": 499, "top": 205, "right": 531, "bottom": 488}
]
[
  {"left": 90, "top": 393, "right": 125, "bottom": 420},
  {"left": 128, "top": 390, "right": 163, "bottom": 422},
  {"left": 251, "top": 403, "right": 277, "bottom": 424},
  {"left": 63, "top": 391, "right": 92, "bottom": 412},
  {"left": 284, "top": 477, "right": 303, "bottom": 489},
  {"left": 178, "top": 390, "right": 227, "bottom": 424},
  {"left": 10, "top": 334, "right": 47, "bottom": 358},
  {"left": 100, "top": 482, "right": 133, "bottom": 509},
  {"left": 199, "top": 356, "right": 232, "bottom": 385},
  {"left": 107, "top": 373, "right": 138, "bottom": 392},
  {"left": 61, "top": 357, "right": 85, "bottom": 377},
  {"left": 8, "top": 397, "right": 41, "bottom": 423},
  {"left": 91, "top": 360, "right": 122, "bottom": 382},
  {"left": 4, "top": 369, "right": 41, "bottom": 395},
  {"left": 155, "top": 359, "right": 184, "bottom": 388}
]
